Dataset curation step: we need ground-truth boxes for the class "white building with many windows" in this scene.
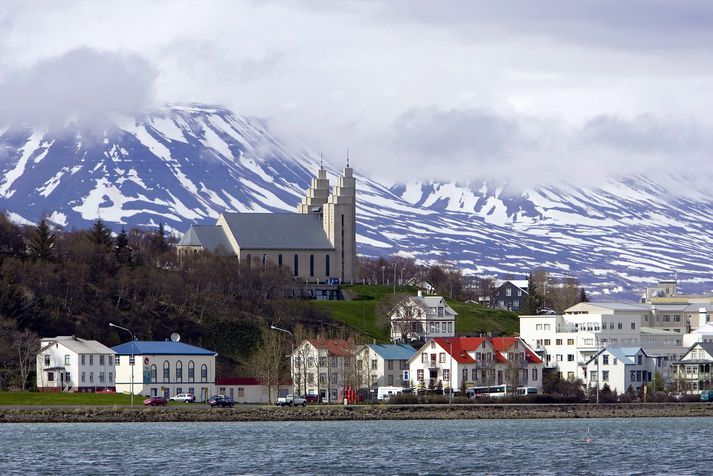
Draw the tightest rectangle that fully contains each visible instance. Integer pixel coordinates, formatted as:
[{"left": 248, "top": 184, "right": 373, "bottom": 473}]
[
  {"left": 355, "top": 344, "right": 415, "bottom": 389},
  {"left": 36, "top": 336, "right": 116, "bottom": 392},
  {"left": 112, "top": 341, "right": 217, "bottom": 402},
  {"left": 581, "top": 347, "right": 660, "bottom": 395},
  {"left": 390, "top": 291, "right": 457, "bottom": 343},
  {"left": 292, "top": 338, "right": 355, "bottom": 403}
]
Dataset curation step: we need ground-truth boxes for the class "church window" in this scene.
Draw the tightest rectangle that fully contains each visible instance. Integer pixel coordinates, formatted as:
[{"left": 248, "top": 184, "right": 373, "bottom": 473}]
[
  {"left": 294, "top": 255, "right": 299, "bottom": 276},
  {"left": 310, "top": 255, "right": 315, "bottom": 277},
  {"left": 326, "top": 255, "right": 330, "bottom": 276},
  {"left": 278, "top": 254, "right": 283, "bottom": 267}
]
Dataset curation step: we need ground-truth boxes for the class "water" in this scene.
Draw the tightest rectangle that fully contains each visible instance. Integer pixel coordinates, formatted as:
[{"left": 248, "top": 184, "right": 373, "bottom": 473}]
[{"left": 0, "top": 417, "right": 706, "bottom": 475}]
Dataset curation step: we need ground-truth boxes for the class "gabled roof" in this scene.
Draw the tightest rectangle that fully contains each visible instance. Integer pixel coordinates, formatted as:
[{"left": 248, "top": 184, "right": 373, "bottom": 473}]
[
  {"left": 490, "top": 337, "right": 543, "bottom": 364},
  {"left": 222, "top": 212, "right": 334, "bottom": 250},
  {"left": 177, "top": 225, "right": 232, "bottom": 253},
  {"left": 368, "top": 344, "right": 416, "bottom": 360},
  {"left": 433, "top": 337, "right": 486, "bottom": 364},
  {"left": 40, "top": 336, "right": 115, "bottom": 355},
  {"left": 584, "top": 347, "right": 646, "bottom": 366},
  {"left": 392, "top": 294, "right": 458, "bottom": 317},
  {"left": 306, "top": 339, "right": 353, "bottom": 356},
  {"left": 112, "top": 341, "right": 217, "bottom": 356},
  {"left": 499, "top": 280, "right": 529, "bottom": 292}
]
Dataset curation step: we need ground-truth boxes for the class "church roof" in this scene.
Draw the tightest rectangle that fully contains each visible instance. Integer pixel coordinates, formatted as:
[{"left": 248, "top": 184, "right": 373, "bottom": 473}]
[
  {"left": 222, "top": 212, "right": 333, "bottom": 250},
  {"left": 177, "top": 225, "right": 233, "bottom": 254}
]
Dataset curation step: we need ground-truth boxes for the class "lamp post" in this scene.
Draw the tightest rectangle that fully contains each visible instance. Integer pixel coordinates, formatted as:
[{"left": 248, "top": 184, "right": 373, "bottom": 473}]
[
  {"left": 400, "top": 267, "right": 406, "bottom": 286},
  {"left": 270, "top": 325, "right": 296, "bottom": 397},
  {"left": 109, "top": 322, "right": 135, "bottom": 408},
  {"left": 449, "top": 339, "right": 453, "bottom": 406}
]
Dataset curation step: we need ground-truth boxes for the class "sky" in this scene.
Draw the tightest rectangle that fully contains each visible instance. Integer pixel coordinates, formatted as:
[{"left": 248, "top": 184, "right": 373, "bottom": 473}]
[{"left": 1, "top": 0, "right": 712, "bottom": 188}]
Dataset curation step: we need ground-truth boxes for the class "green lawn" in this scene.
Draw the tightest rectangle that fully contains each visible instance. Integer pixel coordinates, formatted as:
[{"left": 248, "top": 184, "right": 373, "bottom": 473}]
[
  {"left": 310, "top": 285, "right": 520, "bottom": 341},
  {"left": 0, "top": 391, "right": 164, "bottom": 406}
]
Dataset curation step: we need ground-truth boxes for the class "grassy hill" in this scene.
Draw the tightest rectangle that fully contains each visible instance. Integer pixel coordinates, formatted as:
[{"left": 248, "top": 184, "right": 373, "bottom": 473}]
[{"left": 309, "top": 285, "right": 519, "bottom": 342}]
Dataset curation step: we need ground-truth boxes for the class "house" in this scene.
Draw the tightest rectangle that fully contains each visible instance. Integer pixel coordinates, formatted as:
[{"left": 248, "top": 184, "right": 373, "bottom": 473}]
[
  {"left": 390, "top": 291, "right": 458, "bottom": 343},
  {"left": 292, "top": 338, "right": 355, "bottom": 403},
  {"left": 215, "top": 377, "right": 291, "bottom": 404},
  {"left": 582, "top": 347, "right": 659, "bottom": 395},
  {"left": 672, "top": 342, "right": 713, "bottom": 395},
  {"left": 493, "top": 280, "right": 528, "bottom": 311},
  {"left": 355, "top": 343, "right": 416, "bottom": 389},
  {"left": 36, "top": 336, "right": 116, "bottom": 392},
  {"left": 407, "top": 336, "right": 543, "bottom": 393},
  {"left": 112, "top": 341, "right": 217, "bottom": 402},
  {"left": 177, "top": 165, "right": 356, "bottom": 284}
]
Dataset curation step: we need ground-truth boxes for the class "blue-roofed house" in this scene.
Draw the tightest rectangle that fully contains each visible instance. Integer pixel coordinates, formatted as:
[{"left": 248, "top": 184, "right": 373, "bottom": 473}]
[
  {"left": 176, "top": 166, "right": 357, "bottom": 284},
  {"left": 582, "top": 347, "right": 659, "bottom": 395},
  {"left": 356, "top": 343, "right": 416, "bottom": 389},
  {"left": 112, "top": 340, "right": 218, "bottom": 402}
]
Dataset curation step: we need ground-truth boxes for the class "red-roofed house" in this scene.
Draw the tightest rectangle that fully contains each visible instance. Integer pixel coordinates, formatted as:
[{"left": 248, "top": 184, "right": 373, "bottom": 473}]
[
  {"left": 215, "top": 377, "right": 292, "bottom": 404},
  {"left": 292, "top": 338, "right": 356, "bottom": 403},
  {"left": 407, "top": 337, "right": 544, "bottom": 393}
]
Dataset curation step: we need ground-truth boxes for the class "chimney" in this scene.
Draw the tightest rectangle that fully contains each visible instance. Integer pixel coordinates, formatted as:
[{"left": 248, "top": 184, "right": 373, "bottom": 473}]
[{"left": 417, "top": 290, "right": 423, "bottom": 298}]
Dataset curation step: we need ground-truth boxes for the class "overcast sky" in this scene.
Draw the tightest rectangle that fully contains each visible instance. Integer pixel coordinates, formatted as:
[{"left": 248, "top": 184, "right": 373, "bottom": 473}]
[{"left": 1, "top": 0, "right": 712, "bottom": 188}]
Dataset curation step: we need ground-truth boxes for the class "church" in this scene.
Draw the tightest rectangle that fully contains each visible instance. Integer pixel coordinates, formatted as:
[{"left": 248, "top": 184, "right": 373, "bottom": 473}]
[{"left": 177, "top": 165, "right": 356, "bottom": 283}]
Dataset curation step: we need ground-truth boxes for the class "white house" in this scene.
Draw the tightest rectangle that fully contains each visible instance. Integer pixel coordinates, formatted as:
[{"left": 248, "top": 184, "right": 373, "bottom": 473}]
[
  {"left": 215, "top": 377, "right": 291, "bottom": 404},
  {"left": 407, "top": 337, "right": 543, "bottom": 393},
  {"left": 355, "top": 343, "right": 415, "bottom": 389},
  {"left": 582, "top": 347, "right": 659, "bottom": 395},
  {"left": 36, "top": 336, "right": 116, "bottom": 392},
  {"left": 292, "top": 338, "right": 355, "bottom": 403},
  {"left": 390, "top": 291, "right": 457, "bottom": 343},
  {"left": 672, "top": 342, "right": 713, "bottom": 395},
  {"left": 112, "top": 341, "right": 217, "bottom": 402}
]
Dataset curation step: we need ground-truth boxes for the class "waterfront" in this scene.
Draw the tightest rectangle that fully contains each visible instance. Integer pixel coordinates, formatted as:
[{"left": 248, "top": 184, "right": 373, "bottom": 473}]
[{"left": 0, "top": 417, "right": 707, "bottom": 475}]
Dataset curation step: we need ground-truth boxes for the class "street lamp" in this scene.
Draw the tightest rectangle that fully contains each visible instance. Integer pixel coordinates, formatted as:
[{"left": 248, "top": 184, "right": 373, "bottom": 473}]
[
  {"left": 270, "top": 325, "right": 296, "bottom": 397},
  {"left": 109, "top": 322, "right": 136, "bottom": 408}
]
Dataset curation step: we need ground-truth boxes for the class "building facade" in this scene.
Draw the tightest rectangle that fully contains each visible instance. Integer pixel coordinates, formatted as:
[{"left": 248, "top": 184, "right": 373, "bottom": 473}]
[
  {"left": 355, "top": 344, "right": 415, "bottom": 389},
  {"left": 177, "top": 166, "right": 357, "bottom": 283},
  {"left": 36, "top": 336, "right": 116, "bottom": 392},
  {"left": 112, "top": 341, "right": 217, "bottom": 402},
  {"left": 390, "top": 291, "right": 458, "bottom": 343},
  {"left": 292, "top": 338, "right": 355, "bottom": 403},
  {"left": 493, "top": 280, "right": 528, "bottom": 312},
  {"left": 672, "top": 342, "right": 713, "bottom": 394},
  {"left": 582, "top": 347, "right": 659, "bottom": 395}
]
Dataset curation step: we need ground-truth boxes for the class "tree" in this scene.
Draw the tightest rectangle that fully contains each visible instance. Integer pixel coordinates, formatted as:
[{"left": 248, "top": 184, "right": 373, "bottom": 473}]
[
  {"left": 154, "top": 222, "right": 168, "bottom": 254},
  {"left": 114, "top": 227, "right": 133, "bottom": 266},
  {"left": 28, "top": 218, "right": 56, "bottom": 262},
  {"left": 579, "top": 287, "right": 589, "bottom": 303},
  {"left": 523, "top": 273, "right": 543, "bottom": 315},
  {"left": 246, "top": 326, "right": 288, "bottom": 403},
  {"left": 87, "top": 218, "right": 113, "bottom": 248}
]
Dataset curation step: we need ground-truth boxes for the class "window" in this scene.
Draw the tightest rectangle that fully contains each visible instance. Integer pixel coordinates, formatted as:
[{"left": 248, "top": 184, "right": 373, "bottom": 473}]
[
  {"left": 617, "top": 323, "right": 623, "bottom": 330},
  {"left": 544, "top": 339, "right": 551, "bottom": 345},
  {"left": 556, "top": 355, "right": 563, "bottom": 362},
  {"left": 417, "top": 369, "right": 424, "bottom": 381},
  {"left": 443, "top": 369, "right": 450, "bottom": 381},
  {"left": 163, "top": 361, "right": 170, "bottom": 382},
  {"left": 99, "top": 372, "right": 105, "bottom": 383},
  {"left": 319, "top": 356, "right": 327, "bottom": 367},
  {"left": 331, "top": 357, "right": 338, "bottom": 367},
  {"left": 387, "top": 360, "right": 394, "bottom": 370},
  {"left": 150, "top": 365, "right": 157, "bottom": 383},
  {"left": 567, "top": 371, "right": 574, "bottom": 381},
  {"left": 609, "top": 322, "right": 614, "bottom": 330},
  {"left": 48, "top": 372, "right": 54, "bottom": 382},
  {"left": 613, "top": 358, "right": 618, "bottom": 366},
  {"left": 567, "top": 354, "right": 574, "bottom": 362},
  {"left": 278, "top": 254, "right": 283, "bottom": 267},
  {"left": 188, "top": 361, "right": 195, "bottom": 382},
  {"left": 64, "top": 355, "right": 70, "bottom": 365},
  {"left": 438, "top": 307, "right": 444, "bottom": 317},
  {"left": 603, "top": 355, "right": 609, "bottom": 365},
  {"left": 543, "top": 324, "right": 551, "bottom": 331},
  {"left": 319, "top": 373, "right": 326, "bottom": 384},
  {"left": 201, "top": 364, "right": 208, "bottom": 382},
  {"left": 293, "top": 255, "right": 299, "bottom": 276},
  {"left": 176, "top": 361, "right": 183, "bottom": 382},
  {"left": 308, "top": 357, "right": 315, "bottom": 367},
  {"left": 513, "top": 300, "right": 519, "bottom": 309},
  {"left": 371, "top": 359, "right": 378, "bottom": 370},
  {"left": 536, "top": 324, "right": 543, "bottom": 331},
  {"left": 532, "top": 368, "right": 538, "bottom": 381},
  {"left": 109, "top": 372, "right": 113, "bottom": 383},
  {"left": 602, "top": 371, "right": 609, "bottom": 382},
  {"left": 89, "top": 355, "right": 94, "bottom": 365},
  {"left": 115, "top": 355, "right": 120, "bottom": 365},
  {"left": 556, "top": 339, "right": 562, "bottom": 346},
  {"left": 518, "top": 289, "right": 522, "bottom": 296},
  {"left": 631, "top": 322, "right": 636, "bottom": 330},
  {"left": 567, "top": 339, "right": 574, "bottom": 345},
  {"left": 81, "top": 372, "right": 85, "bottom": 383},
  {"left": 400, "top": 360, "right": 408, "bottom": 370},
  {"left": 506, "top": 288, "right": 512, "bottom": 297},
  {"left": 331, "top": 373, "right": 338, "bottom": 384},
  {"left": 471, "top": 368, "right": 478, "bottom": 381},
  {"left": 439, "top": 353, "right": 446, "bottom": 363},
  {"left": 44, "top": 355, "right": 50, "bottom": 366},
  {"left": 637, "top": 355, "right": 643, "bottom": 365},
  {"left": 89, "top": 372, "right": 94, "bottom": 383},
  {"left": 309, "top": 254, "right": 314, "bottom": 277},
  {"left": 421, "top": 353, "right": 428, "bottom": 363},
  {"left": 81, "top": 355, "right": 85, "bottom": 365},
  {"left": 99, "top": 355, "right": 105, "bottom": 366}
]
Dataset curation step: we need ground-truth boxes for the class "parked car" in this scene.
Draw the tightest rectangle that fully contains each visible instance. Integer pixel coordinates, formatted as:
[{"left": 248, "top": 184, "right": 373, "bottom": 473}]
[
  {"left": 275, "top": 394, "right": 307, "bottom": 407},
  {"left": 302, "top": 394, "right": 320, "bottom": 404},
  {"left": 169, "top": 393, "right": 196, "bottom": 403},
  {"left": 143, "top": 396, "right": 168, "bottom": 406},
  {"left": 208, "top": 395, "right": 235, "bottom": 407}
]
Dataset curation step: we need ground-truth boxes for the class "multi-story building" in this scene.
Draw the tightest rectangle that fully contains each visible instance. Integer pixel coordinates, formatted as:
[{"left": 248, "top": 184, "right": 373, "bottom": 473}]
[
  {"left": 672, "top": 342, "right": 713, "bottom": 395},
  {"left": 292, "top": 338, "right": 355, "bottom": 403},
  {"left": 36, "top": 336, "right": 116, "bottom": 392},
  {"left": 581, "top": 347, "right": 660, "bottom": 394},
  {"left": 407, "top": 337, "right": 543, "bottom": 392},
  {"left": 112, "top": 341, "right": 217, "bottom": 402},
  {"left": 390, "top": 291, "right": 457, "bottom": 343},
  {"left": 355, "top": 344, "right": 415, "bottom": 389},
  {"left": 493, "top": 280, "right": 528, "bottom": 312}
]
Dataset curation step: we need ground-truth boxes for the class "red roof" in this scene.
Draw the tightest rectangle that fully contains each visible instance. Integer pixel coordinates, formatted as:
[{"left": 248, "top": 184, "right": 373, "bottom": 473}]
[
  {"left": 494, "top": 353, "right": 508, "bottom": 363},
  {"left": 490, "top": 337, "right": 543, "bottom": 364},
  {"left": 307, "top": 339, "right": 353, "bottom": 356},
  {"left": 433, "top": 337, "right": 486, "bottom": 364}
]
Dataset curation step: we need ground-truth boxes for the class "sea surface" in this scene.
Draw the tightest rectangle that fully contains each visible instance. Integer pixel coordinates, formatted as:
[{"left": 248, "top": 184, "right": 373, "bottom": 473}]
[{"left": 0, "top": 417, "right": 707, "bottom": 475}]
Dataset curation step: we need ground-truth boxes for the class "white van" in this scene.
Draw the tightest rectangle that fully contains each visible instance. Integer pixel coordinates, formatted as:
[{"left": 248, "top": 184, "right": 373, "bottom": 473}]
[{"left": 377, "top": 386, "right": 405, "bottom": 401}]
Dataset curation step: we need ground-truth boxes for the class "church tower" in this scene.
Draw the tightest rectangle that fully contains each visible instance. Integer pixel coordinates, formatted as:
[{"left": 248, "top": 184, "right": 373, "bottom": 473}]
[
  {"left": 297, "top": 166, "right": 331, "bottom": 214},
  {"left": 323, "top": 165, "right": 356, "bottom": 283}
]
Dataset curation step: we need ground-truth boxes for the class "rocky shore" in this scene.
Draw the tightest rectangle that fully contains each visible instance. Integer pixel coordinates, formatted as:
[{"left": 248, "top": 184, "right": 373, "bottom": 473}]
[{"left": 2, "top": 403, "right": 713, "bottom": 423}]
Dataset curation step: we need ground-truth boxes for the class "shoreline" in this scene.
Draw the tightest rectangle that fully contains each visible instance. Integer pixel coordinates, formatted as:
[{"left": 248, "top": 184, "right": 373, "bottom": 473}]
[{"left": 2, "top": 403, "right": 713, "bottom": 423}]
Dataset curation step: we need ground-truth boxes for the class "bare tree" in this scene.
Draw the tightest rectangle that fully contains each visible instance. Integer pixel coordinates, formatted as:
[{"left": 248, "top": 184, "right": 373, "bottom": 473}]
[{"left": 246, "top": 326, "right": 287, "bottom": 402}]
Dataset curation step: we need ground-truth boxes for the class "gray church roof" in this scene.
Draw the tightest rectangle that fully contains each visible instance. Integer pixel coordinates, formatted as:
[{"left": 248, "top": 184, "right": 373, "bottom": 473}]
[
  {"left": 222, "top": 212, "right": 333, "bottom": 250},
  {"left": 177, "top": 225, "right": 233, "bottom": 254}
]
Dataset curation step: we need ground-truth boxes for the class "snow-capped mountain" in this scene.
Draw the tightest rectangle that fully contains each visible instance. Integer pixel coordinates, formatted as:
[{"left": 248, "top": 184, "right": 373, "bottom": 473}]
[{"left": 1, "top": 104, "right": 712, "bottom": 297}]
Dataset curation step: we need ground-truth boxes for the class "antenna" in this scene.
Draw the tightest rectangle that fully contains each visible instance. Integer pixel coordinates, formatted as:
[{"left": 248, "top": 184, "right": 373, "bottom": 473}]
[
  {"left": 320, "top": 152, "right": 323, "bottom": 170},
  {"left": 346, "top": 147, "right": 350, "bottom": 167},
  {"left": 170, "top": 333, "right": 181, "bottom": 342}
]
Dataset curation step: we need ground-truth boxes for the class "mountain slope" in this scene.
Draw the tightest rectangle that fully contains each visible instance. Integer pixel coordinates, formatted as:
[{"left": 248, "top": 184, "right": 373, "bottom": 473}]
[{"left": 1, "top": 104, "right": 712, "bottom": 297}]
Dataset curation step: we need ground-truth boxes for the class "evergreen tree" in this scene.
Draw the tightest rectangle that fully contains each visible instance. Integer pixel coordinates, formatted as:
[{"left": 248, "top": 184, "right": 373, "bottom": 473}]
[
  {"left": 523, "top": 273, "right": 544, "bottom": 314},
  {"left": 114, "top": 227, "right": 133, "bottom": 266},
  {"left": 154, "top": 222, "right": 167, "bottom": 253},
  {"left": 87, "top": 218, "right": 113, "bottom": 248},
  {"left": 578, "top": 287, "right": 589, "bottom": 303},
  {"left": 28, "top": 218, "right": 56, "bottom": 261}
]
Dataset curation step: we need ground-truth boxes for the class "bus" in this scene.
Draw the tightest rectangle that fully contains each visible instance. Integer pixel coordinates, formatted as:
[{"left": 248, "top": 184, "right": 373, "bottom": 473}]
[
  {"left": 466, "top": 385, "right": 511, "bottom": 399},
  {"left": 516, "top": 386, "right": 539, "bottom": 396}
]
